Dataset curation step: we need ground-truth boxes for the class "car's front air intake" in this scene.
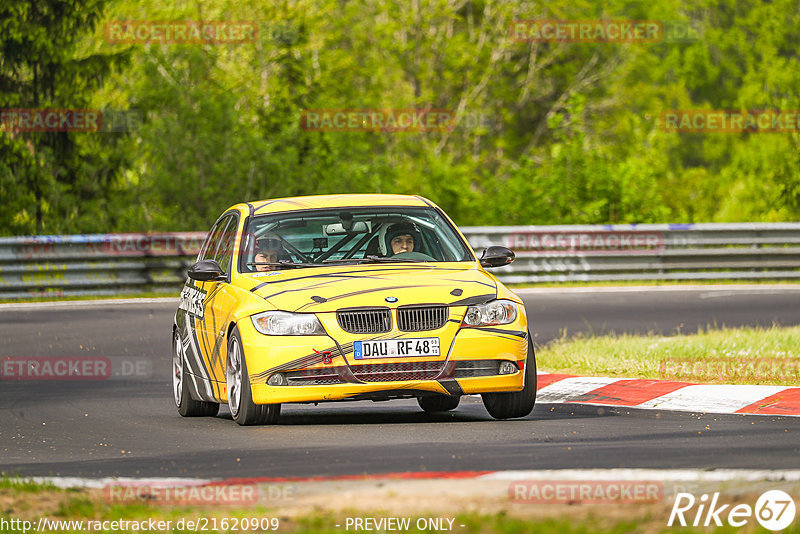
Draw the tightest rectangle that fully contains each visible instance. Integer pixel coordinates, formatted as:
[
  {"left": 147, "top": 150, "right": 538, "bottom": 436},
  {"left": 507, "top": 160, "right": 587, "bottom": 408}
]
[
  {"left": 337, "top": 308, "right": 392, "bottom": 334},
  {"left": 397, "top": 305, "right": 449, "bottom": 332}
]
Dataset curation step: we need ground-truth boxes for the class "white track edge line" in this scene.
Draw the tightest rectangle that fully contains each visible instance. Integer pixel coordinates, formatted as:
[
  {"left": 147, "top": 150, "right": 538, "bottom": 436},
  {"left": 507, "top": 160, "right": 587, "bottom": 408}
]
[{"left": 19, "top": 469, "right": 800, "bottom": 488}]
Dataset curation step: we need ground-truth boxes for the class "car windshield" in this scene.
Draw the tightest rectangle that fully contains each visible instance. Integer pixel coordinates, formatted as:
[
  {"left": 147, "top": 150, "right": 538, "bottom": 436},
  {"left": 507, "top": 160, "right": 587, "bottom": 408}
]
[{"left": 239, "top": 207, "right": 474, "bottom": 272}]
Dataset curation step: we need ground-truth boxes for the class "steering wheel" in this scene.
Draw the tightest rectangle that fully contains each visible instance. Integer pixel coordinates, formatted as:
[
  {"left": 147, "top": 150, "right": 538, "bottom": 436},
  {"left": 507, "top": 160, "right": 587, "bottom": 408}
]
[{"left": 393, "top": 251, "right": 435, "bottom": 261}]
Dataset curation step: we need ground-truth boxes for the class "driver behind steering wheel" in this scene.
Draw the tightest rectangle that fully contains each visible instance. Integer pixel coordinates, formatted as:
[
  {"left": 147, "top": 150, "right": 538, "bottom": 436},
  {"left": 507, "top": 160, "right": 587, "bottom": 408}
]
[{"left": 384, "top": 222, "right": 421, "bottom": 256}]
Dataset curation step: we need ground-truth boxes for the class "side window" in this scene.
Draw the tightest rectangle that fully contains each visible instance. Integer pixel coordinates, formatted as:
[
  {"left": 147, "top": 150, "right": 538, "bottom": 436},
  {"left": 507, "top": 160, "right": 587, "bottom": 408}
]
[
  {"left": 199, "top": 214, "right": 238, "bottom": 274},
  {"left": 199, "top": 219, "right": 228, "bottom": 262},
  {"left": 212, "top": 217, "right": 237, "bottom": 273}
]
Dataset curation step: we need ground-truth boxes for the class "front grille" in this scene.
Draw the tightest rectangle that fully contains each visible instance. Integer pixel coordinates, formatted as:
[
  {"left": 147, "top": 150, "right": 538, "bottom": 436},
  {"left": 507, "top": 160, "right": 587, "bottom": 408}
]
[
  {"left": 352, "top": 361, "right": 443, "bottom": 382},
  {"left": 284, "top": 361, "right": 445, "bottom": 385},
  {"left": 397, "top": 305, "right": 449, "bottom": 332},
  {"left": 283, "top": 359, "right": 504, "bottom": 385},
  {"left": 337, "top": 308, "right": 391, "bottom": 334}
]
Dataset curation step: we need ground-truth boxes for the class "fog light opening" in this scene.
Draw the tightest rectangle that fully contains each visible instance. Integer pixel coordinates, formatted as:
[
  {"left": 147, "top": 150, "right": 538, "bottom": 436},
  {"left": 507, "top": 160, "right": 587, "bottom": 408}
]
[
  {"left": 499, "top": 361, "right": 518, "bottom": 375},
  {"left": 267, "top": 373, "right": 287, "bottom": 386}
]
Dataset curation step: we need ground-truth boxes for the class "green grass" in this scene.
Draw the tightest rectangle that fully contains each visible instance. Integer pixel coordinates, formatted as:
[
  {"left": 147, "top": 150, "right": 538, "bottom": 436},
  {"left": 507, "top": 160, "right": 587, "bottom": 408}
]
[
  {"left": 537, "top": 325, "right": 800, "bottom": 385},
  {"left": 0, "top": 476, "right": 56, "bottom": 492},
  {"left": 2, "top": 482, "right": 796, "bottom": 533}
]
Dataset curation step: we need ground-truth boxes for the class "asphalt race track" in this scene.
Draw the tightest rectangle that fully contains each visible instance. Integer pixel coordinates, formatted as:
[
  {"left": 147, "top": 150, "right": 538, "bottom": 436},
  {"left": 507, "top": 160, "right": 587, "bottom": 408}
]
[{"left": 1, "top": 286, "right": 799, "bottom": 479}]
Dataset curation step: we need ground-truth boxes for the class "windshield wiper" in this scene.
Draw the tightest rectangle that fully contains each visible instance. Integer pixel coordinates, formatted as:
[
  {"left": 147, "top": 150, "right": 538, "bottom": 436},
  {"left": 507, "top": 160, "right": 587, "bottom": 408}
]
[
  {"left": 363, "top": 255, "right": 421, "bottom": 263},
  {"left": 247, "top": 260, "right": 319, "bottom": 269},
  {"left": 322, "top": 255, "right": 421, "bottom": 264}
]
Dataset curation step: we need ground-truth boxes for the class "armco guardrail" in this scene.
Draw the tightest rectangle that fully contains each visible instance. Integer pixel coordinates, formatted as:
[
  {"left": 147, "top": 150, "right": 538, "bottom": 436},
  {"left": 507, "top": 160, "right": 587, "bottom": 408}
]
[
  {"left": 0, "top": 223, "right": 798, "bottom": 299},
  {"left": 0, "top": 233, "right": 206, "bottom": 299},
  {"left": 465, "top": 223, "right": 800, "bottom": 283}
]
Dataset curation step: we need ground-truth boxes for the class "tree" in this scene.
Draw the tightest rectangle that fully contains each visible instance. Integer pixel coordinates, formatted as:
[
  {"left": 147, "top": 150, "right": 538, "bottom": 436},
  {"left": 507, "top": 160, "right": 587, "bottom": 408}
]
[{"left": 0, "top": 0, "right": 129, "bottom": 234}]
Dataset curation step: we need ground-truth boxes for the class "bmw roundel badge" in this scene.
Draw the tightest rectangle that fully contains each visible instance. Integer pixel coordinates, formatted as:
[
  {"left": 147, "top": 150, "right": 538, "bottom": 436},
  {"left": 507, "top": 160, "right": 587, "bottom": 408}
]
[{"left": 385, "top": 296, "right": 398, "bottom": 303}]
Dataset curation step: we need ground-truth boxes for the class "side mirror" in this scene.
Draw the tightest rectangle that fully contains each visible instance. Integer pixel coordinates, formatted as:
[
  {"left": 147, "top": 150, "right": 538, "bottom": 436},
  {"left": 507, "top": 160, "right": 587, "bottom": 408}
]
[
  {"left": 188, "top": 259, "right": 227, "bottom": 282},
  {"left": 480, "top": 246, "right": 515, "bottom": 268}
]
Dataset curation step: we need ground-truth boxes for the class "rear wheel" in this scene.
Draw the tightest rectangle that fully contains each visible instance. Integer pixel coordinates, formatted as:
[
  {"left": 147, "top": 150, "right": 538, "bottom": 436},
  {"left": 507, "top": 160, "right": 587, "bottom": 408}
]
[
  {"left": 418, "top": 395, "right": 460, "bottom": 413},
  {"left": 173, "top": 330, "right": 219, "bottom": 417},
  {"left": 481, "top": 333, "right": 537, "bottom": 419},
  {"left": 227, "top": 326, "right": 281, "bottom": 426}
]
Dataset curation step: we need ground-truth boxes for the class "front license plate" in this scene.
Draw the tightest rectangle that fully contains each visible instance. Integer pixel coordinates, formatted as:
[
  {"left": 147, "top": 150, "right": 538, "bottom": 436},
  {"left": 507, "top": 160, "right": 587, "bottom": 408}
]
[{"left": 353, "top": 338, "right": 440, "bottom": 359}]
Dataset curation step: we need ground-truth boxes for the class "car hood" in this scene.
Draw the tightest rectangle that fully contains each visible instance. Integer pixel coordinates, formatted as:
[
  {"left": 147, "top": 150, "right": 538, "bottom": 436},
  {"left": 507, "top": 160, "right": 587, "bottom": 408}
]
[{"left": 242, "top": 263, "right": 498, "bottom": 312}]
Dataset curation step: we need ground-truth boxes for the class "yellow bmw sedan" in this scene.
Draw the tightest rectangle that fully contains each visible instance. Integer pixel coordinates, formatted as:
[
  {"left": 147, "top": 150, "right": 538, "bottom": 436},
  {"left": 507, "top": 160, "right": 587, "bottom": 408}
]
[{"left": 173, "top": 194, "right": 536, "bottom": 425}]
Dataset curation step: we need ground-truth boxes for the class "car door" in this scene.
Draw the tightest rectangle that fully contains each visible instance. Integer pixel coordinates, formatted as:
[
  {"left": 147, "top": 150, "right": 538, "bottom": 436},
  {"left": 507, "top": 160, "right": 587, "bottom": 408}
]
[
  {"left": 195, "top": 213, "right": 240, "bottom": 400},
  {"left": 180, "top": 216, "right": 229, "bottom": 401}
]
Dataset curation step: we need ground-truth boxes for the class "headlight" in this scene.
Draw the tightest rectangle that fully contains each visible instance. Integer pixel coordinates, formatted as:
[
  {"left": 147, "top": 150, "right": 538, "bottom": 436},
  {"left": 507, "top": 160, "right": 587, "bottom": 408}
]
[
  {"left": 251, "top": 311, "right": 326, "bottom": 336},
  {"left": 462, "top": 299, "right": 517, "bottom": 327}
]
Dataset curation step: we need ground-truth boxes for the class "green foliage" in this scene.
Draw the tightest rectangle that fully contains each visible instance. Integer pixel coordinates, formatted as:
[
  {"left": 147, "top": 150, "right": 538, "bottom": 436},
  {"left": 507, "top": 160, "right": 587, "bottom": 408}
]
[
  {"left": 0, "top": 0, "right": 131, "bottom": 234},
  {"left": 1, "top": 0, "right": 799, "bottom": 235}
]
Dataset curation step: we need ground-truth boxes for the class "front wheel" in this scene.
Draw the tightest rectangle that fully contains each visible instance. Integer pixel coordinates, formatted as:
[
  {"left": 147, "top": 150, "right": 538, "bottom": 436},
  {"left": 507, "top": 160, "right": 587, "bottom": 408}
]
[
  {"left": 481, "top": 333, "right": 537, "bottom": 420},
  {"left": 227, "top": 325, "right": 281, "bottom": 426},
  {"left": 173, "top": 330, "right": 219, "bottom": 417}
]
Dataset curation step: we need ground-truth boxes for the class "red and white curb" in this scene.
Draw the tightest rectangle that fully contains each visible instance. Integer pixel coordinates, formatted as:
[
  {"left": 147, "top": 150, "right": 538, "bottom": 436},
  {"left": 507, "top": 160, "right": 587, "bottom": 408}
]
[{"left": 536, "top": 372, "right": 800, "bottom": 416}]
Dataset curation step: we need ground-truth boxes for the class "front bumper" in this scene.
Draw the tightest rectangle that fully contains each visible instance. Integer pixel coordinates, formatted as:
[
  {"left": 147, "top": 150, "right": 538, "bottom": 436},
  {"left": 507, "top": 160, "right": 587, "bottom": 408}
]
[{"left": 237, "top": 309, "right": 529, "bottom": 405}]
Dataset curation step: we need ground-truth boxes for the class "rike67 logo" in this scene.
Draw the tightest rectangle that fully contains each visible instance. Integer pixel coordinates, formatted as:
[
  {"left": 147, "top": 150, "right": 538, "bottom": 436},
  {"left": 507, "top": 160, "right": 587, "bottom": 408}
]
[{"left": 669, "top": 490, "right": 796, "bottom": 531}]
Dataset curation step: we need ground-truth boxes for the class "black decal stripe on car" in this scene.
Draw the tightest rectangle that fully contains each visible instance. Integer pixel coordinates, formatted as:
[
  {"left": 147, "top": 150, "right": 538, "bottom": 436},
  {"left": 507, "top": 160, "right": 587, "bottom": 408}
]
[
  {"left": 249, "top": 281, "right": 271, "bottom": 293},
  {"left": 415, "top": 196, "right": 433, "bottom": 207},
  {"left": 191, "top": 293, "right": 223, "bottom": 390},
  {"left": 449, "top": 293, "right": 496, "bottom": 306},
  {"left": 178, "top": 334, "right": 201, "bottom": 396},
  {"left": 249, "top": 344, "right": 342, "bottom": 382},
  {"left": 250, "top": 273, "right": 375, "bottom": 294},
  {"left": 204, "top": 289, "right": 224, "bottom": 382},
  {"left": 252, "top": 198, "right": 307, "bottom": 213},
  {"left": 251, "top": 266, "right": 466, "bottom": 290},
  {"left": 250, "top": 352, "right": 328, "bottom": 382},
  {"left": 329, "top": 339, "right": 363, "bottom": 383},
  {"left": 433, "top": 328, "right": 460, "bottom": 379},
  {"left": 315, "top": 285, "right": 422, "bottom": 303},
  {"left": 249, "top": 332, "right": 399, "bottom": 383},
  {"left": 472, "top": 327, "right": 527, "bottom": 339},
  {"left": 438, "top": 379, "right": 464, "bottom": 396},
  {"left": 442, "top": 277, "right": 497, "bottom": 289},
  {"left": 208, "top": 330, "right": 226, "bottom": 377},
  {"left": 256, "top": 276, "right": 365, "bottom": 300},
  {"left": 264, "top": 282, "right": 422, "bottom": 304},
  {"left": 187, "top": 315, "right": 216, "bottom": 400},
  {"left": 437, "top": 360, "right": 458, "bottom": 379}
]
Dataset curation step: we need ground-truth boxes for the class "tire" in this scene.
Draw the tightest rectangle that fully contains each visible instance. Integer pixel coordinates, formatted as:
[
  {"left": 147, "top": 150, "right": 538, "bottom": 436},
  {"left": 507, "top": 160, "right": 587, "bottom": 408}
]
[
  {"left": 418, "top": 395, "right": 461, "bottom": 412},
  {"left": 227, "top": 325, "right": 281, "bottom": 426},
  {"left": 481, "top": 333, "right": 537, "bottom": 420},
  {"left": 173, "top": 330, "right": 219, "bottom": 417}
]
